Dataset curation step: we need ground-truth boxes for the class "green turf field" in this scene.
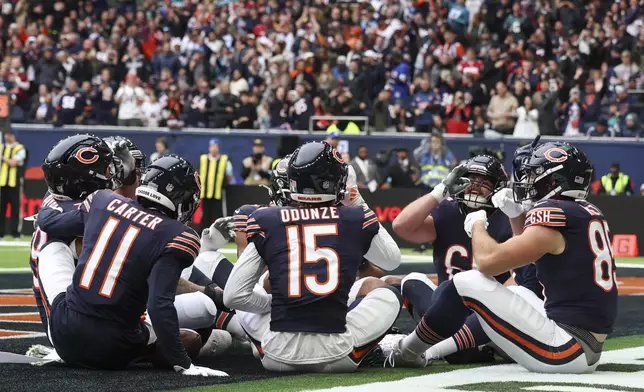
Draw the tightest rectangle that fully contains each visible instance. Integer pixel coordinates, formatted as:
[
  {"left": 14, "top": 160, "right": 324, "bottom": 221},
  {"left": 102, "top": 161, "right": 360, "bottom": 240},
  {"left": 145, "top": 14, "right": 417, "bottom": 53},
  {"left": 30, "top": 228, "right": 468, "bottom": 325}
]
[
  {"left": 1, "top": 242, "right": 643, "bottom": 270},
  {"left": 174, "top": 335, "right": 644, "bottom": 392}
]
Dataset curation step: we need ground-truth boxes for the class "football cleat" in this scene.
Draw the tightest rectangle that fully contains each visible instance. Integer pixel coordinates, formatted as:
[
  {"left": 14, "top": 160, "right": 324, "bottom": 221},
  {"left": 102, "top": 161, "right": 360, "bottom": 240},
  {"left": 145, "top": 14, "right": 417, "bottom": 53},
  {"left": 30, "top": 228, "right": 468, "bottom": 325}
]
[
  {"left": 25, "top": 344, "right": 54, "bottom": 359},
  {"left": 198, "top": 329, "right": 233, "bottom": 357},
  {"left": 382, "top": 336, "right": 431, "bottom": 368}
]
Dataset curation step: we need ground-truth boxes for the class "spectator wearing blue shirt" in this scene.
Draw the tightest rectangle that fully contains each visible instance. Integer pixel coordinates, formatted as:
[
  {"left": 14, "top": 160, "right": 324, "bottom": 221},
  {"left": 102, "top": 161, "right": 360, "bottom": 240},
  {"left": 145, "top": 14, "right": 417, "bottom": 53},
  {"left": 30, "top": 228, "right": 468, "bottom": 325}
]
[
  {"left": 332, "top": 56, "right": 349, "bottom": 85},
  {"left": 412, "top": 78, "right": 437, "bottom": 132},
  {"left": 447, "top": 0, "right": 470, "bottom": 41}
]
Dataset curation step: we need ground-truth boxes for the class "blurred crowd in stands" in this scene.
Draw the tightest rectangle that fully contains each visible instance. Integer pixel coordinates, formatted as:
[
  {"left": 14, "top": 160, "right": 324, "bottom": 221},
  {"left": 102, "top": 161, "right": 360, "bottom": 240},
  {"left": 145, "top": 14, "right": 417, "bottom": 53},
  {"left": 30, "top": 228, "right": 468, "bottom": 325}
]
[{"left": 0, "top": 0, "right": 642, "bottom": 137}]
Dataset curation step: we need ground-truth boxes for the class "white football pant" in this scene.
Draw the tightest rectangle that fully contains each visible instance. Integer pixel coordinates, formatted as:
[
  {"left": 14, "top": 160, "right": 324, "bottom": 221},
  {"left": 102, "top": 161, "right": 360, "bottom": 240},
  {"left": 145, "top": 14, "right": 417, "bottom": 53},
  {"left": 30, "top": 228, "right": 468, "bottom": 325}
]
[
  {"left": 239, "top": 279, "right": 400, "bottom": 372},
  {"left": 453, "top": 270, "right": 600, "bottom": 374}
]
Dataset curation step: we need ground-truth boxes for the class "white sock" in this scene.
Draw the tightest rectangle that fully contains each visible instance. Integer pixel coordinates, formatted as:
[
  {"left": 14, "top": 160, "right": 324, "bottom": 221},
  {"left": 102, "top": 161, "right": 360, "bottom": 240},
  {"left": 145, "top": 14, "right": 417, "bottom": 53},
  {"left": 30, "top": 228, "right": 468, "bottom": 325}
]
[
  {"left": 226, "top": 314, "right": 246, "bottom": 340},
  {"left": 426, "top": 338, "right": 457, "bottom": 359},
  {"left": 400, "top": 330, "right": 431, "bottom": 358}
]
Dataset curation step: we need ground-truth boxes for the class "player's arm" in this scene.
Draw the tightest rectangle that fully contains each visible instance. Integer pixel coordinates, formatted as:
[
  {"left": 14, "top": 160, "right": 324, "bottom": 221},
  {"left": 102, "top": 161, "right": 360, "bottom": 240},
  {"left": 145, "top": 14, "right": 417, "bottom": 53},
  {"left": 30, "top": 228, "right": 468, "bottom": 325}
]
[
  {"left": 223, "top": 242, "right": 271, "bottom": 314},
  {"left": 469, "top": 218, "right": 565, "bottom": 276},
  {"left": 37, "top": 192, "right": 97, "bottom": 237},
  {"left": 392, "top": 192, "right": 438, "bottom": 244},
  {"left": 358, "top": 259, "right": 386, "bottom": 279},
  {"left": 36, "top": 208, "right": 85, "bottom": 238},
  {"left": 393, "top": 165, "right": 470, "bottom": 244},
  {"left": 147, "top": 254, "right": 192, "bottom": 370},
  {"left": 363, "top": 208, "right": 402, "bottom": 271}
]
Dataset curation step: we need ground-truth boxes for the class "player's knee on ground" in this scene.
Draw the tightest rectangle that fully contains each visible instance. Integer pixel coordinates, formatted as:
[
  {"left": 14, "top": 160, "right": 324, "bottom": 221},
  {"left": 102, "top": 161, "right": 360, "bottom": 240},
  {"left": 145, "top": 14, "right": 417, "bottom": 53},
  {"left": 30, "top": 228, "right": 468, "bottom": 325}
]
[
  {"left": 357, "top": 277, "right": 387, "bottom": 297},
  {"left": 380, "top": 275, "right": 402, "bottom": 286},
  {"left": 175, "top": 292, "right": 218, "bottom": 330}
]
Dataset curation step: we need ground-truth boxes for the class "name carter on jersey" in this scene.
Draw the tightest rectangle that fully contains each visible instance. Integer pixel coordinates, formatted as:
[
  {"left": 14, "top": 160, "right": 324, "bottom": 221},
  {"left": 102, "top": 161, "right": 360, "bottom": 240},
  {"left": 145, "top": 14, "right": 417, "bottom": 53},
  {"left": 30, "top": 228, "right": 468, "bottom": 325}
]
[{"left": 106, "top": 198, "right": 163, "bottom": 230}]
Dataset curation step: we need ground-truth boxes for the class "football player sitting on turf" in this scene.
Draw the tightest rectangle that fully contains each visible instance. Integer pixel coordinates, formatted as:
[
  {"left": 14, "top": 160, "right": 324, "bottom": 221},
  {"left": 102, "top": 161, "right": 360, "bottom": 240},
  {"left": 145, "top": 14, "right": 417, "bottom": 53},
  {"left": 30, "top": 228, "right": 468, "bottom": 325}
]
[
  {"left": 386, "top": 155, "right": 542, "bottom": 365},
  {"left": 389, "top": 142, "right": 617, "bottom": 374},
  {"left": 223, "top": 141, "right": 402, "bottom": 372},
  {"left": 37, "top": 155, "right": 228, "bottom": 376},
  {"left": 30, "top": 134, "right": 125, "bottom": 338}
]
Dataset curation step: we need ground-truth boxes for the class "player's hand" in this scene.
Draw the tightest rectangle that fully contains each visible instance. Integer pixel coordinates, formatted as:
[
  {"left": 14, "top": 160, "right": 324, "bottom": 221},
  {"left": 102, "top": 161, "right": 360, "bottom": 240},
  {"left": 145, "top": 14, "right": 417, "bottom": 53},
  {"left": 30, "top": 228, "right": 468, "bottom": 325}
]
[
  {"left": 214, "top": 217, "right": 236, "bottom": 241},
  {"left": 203, "top": 283, "right": 232, "bottom": 313},
  {"left": 342, "top": 165, "right": 368, "bottom": 209},
  {"left": 201, "top": 225, "right": 229, "bottom": 252},
  {"left": 464, "top": 210, "right": 488, "bottom": 238},
  {"left": 491, "top": 188, "right": 525, "bottom": 218},
  {"left": 431, "top": 165, "right": 471, "bottom": 202},
  {"left": 109, "top": 140, "right": 136, "bottom": 185},
  {"left": 174, "top": 363, "right": 229, "bottom": 377}
]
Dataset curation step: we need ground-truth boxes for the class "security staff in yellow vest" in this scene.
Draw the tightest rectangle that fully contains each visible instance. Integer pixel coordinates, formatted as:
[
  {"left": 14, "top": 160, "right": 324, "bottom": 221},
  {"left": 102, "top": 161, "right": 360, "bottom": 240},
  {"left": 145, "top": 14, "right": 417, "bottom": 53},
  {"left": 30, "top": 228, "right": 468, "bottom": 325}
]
[
  {"left": 599, "top": 162, "right": 633, "bottom": 196},
  {"left": 241, "top": 139, "right": 273, "bottom": 186},
  {"left": 0, "top": 130, "right": 26, "bottom": 239},
  {"left": 199, "top": 138, "right": 233, "bottom": 230}
]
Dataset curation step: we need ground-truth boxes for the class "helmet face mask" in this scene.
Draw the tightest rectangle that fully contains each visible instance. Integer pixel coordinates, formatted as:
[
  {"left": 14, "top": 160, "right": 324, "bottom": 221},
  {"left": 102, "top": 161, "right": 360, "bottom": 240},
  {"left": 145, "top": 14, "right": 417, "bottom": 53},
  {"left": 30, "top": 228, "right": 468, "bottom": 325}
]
[
  {"left": 103, "top": 136, "right": 146, "bottom": 186},
  {"left": 512, "top": 142, "right": 592, "bottom": 204},
  {"left": 264, "top": 155, "right": 292, "bottom": 207},
  {"left": 455, "top": 155, "right": 508, "bottom": 210}
]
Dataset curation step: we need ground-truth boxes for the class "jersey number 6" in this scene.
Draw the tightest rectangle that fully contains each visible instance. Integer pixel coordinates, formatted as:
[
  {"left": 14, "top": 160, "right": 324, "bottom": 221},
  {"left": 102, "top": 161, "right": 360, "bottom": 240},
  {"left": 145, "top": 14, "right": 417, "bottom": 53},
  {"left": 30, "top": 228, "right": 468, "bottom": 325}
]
[{"left": 286, "top": 224, "right": 340, "bottom": 297}]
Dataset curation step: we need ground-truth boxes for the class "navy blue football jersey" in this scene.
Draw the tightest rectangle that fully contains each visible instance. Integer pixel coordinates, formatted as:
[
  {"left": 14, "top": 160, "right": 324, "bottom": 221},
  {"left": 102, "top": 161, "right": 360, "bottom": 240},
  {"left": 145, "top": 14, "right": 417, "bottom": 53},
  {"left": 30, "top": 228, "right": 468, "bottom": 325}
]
[
  {"left": 524, "top": 199, "right": 618, "bottom": 334},
  {"left": 513, "top": 264, "right": 543, "bottom": 299},
  {"left": 233, "top": 204, "right": 264, "bottom": 233},
  {"left": 54, "top": 190, "right": 200, "bottom": 328},
  {"left": 31, "top": 192, "right": 83, "bottom": 328},
  {"left": 247, "top": 205, "right": 380, "bottom": 333},
  {"left": 431, "top": 199, "right": 512, "bottom": 283}
]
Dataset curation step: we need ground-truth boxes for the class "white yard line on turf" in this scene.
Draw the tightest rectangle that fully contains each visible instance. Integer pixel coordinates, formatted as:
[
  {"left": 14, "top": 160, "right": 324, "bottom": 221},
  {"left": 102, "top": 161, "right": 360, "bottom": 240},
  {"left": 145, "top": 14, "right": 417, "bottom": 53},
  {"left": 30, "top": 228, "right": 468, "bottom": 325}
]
[{"left": 305, "top": 346, "right": 644, "bottom": 392}]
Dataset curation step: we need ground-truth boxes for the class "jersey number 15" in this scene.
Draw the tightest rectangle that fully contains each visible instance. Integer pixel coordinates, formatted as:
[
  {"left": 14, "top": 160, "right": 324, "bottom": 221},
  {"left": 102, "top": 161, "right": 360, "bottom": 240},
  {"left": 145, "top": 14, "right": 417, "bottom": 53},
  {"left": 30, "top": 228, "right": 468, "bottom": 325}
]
[{"left": 286, "top": 224, "right": 340, "bottom": 298}]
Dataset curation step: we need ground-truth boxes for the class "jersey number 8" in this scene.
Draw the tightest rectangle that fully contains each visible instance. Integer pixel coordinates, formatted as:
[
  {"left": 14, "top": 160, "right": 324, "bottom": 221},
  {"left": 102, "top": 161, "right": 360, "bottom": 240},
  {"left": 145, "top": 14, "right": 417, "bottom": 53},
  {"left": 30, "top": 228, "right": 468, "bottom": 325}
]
[
  {"left": 286, "top": 224, "right": 340, "bottom": 297},
  {"left": 588, "top": 220, "right": 616, "bottom": 292}
]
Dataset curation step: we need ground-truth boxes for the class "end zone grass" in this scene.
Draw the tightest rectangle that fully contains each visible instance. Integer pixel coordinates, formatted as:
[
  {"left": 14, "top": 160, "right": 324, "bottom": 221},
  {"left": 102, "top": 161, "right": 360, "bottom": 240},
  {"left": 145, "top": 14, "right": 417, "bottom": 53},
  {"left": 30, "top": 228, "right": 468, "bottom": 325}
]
[
  {"left": 1, "top": 243, "right": 644, "bottom": 270},
  {"left": 173, "top": 335, "right": 644, "bottom": 392}
]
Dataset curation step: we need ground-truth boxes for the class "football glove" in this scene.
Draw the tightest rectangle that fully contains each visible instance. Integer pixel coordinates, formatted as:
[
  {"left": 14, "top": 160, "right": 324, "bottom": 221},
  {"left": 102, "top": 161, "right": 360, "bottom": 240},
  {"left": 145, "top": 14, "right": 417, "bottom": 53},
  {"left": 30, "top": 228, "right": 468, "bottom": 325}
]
[
  {"left": 203, "top": 283, "right": 232, "bottom": 313},
  {"left": 491, "top": 188, "right": 525, "bottom": 218},
  {"left": 464, "top": 210, "right": 488, "bottom": 238},
  {"left": 430, "top": 164, "right": 471, "bottom": 203},
  {"left": 200, "top": 224, "right": 230, "bottom": 252},
  {"left": 174, "top": 363, "right": 229, "bottom": 377},
  {"left": 214, "top": 217, "right": 236, "bottom": 241},
  {"left": 109, "top": 140, "right": 136, "bottom": 187}
]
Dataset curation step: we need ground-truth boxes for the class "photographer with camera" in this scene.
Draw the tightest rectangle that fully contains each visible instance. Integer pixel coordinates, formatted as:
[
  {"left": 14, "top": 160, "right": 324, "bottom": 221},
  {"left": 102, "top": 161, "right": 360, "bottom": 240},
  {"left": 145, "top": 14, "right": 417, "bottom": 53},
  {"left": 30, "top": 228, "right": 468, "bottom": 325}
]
[{"left": 241, "top": 139, "right": 273, "bottom": 186}]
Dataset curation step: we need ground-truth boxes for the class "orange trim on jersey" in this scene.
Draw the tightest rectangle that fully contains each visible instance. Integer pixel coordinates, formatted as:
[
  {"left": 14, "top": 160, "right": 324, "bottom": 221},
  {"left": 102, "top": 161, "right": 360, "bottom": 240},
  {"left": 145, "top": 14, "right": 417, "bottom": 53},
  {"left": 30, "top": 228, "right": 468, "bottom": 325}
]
[
  {"left": 363, "top": 217, "right": 378, "bottom": 228},
  {"left": 525, "top": 222, "right": 566, "bottom": 228},
  {"left": 247, "top": 224, "right": 261, "bottom": 230},
  {"left": 527, "top": 207, "right": 565, "bottom": 214},
  {"left": 172, "top": 236, "right": 200, "bottom": 254},
  {"left": 181, "top": 231, "right": 201, "bottom": 243},
  {"left": 364, "top": 210, "right": 375, "bottom": 218},
  {"left": 464, "top": 300, "right": 583, "bottom": 360},
  {"left": 167, "top": 243, "right": 197, "bottom": 259}
]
